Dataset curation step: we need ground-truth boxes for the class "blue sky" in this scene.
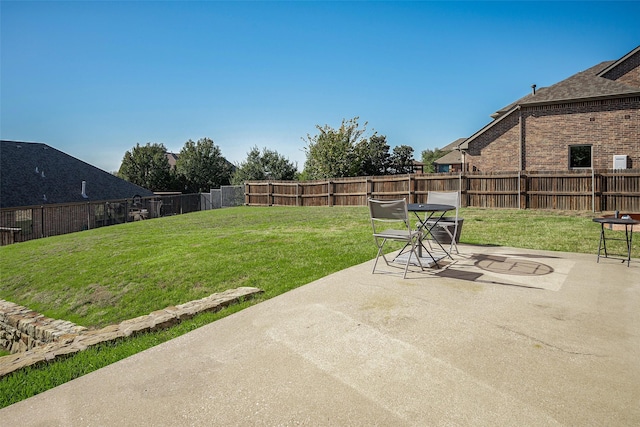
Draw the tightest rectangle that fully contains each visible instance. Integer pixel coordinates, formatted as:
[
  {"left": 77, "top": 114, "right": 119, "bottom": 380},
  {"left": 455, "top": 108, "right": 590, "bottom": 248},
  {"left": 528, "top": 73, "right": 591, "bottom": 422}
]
[{"left": 2, "top": 1, "right": 639, "bottom": 173}]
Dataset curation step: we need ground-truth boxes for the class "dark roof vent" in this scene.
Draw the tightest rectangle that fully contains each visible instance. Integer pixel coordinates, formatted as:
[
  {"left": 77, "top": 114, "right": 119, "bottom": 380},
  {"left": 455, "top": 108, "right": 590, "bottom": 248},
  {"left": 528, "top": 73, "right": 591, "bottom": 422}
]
[{"left": 531, "top": 84, "right": 537, "bottom": 95}]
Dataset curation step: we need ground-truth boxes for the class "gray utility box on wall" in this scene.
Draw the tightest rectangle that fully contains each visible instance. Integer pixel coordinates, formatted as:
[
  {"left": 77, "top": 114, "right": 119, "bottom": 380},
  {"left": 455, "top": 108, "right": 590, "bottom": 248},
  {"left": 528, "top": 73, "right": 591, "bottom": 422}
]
[{"left": 613, "top": 155, "right": 628, "bottom": 169}]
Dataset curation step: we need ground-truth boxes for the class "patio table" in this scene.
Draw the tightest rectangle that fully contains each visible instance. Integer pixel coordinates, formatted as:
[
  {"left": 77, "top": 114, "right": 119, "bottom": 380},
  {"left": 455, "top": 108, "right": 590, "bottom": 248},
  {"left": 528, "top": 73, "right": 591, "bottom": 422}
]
[
  {"left": 592, "top": 217, "right": 640, "bottom": 267},
  {"left": 408, "top": 203, "right": 455, "bottom": 265}
]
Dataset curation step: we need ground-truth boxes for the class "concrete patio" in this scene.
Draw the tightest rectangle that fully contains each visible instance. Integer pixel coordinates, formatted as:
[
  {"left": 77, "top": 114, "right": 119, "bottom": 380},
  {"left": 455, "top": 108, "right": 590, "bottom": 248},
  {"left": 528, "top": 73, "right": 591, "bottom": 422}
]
[{"left": 1, "top": 244, "right": 639, "bottom": 426}]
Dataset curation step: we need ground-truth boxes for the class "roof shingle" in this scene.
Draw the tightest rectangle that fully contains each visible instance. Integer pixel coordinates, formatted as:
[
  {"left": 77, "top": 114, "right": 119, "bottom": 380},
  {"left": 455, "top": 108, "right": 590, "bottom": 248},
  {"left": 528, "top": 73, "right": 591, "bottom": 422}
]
[{"left": 1, "top": 140, "right": 155, "bottom": 209}]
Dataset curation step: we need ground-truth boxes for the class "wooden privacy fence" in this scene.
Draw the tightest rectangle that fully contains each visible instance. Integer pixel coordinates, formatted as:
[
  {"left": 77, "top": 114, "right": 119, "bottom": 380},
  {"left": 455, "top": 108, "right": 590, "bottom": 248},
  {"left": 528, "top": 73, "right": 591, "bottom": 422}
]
[{"left": 244, "top": 169, "right": 640, "bottom": 212}]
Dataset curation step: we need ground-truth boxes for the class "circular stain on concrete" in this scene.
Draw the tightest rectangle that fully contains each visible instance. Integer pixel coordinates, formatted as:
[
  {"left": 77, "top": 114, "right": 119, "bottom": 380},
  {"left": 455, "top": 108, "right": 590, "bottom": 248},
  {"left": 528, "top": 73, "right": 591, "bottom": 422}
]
[{"left": 474, "top": 256, "right": 553, "bottom": 276}]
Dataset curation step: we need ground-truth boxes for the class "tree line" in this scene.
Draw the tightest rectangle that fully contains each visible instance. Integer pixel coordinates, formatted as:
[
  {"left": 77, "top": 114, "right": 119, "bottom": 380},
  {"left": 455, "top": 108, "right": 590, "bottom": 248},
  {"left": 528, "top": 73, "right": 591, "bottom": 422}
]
[{"left": 118, "top": 117, "right": 451, "bottom": 192}]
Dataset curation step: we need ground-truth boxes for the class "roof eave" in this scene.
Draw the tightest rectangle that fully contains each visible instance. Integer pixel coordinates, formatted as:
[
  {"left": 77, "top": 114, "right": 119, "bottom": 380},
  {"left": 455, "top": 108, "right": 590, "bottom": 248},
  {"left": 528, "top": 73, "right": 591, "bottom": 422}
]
[
  {"left": 520, "top": 91, "right": 640, "bottom": 108},
  {"left": 460, "top": 105, "right": 520, "bottom": 150},
  {"left": 464, "top": 91, "right": 640, "bottom": 149},
  {"left": 597, "top": 46, "right": 640, "bottom": 77}
]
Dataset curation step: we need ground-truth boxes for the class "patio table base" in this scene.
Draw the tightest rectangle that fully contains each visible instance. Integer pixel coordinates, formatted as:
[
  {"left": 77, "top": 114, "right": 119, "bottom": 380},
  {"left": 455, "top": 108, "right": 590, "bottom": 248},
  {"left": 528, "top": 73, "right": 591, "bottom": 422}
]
[{"left": 393, "top": 252, "right": 448, "bottom": 269}]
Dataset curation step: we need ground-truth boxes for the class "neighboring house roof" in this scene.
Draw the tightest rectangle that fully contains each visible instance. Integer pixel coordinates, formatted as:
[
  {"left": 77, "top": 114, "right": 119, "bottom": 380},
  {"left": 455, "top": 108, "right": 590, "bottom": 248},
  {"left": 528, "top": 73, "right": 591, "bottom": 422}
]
[
  {"left": 432, "top": 138, "right": 466, "bottom": 165},
  {"left": 461, "top": 46, "right": 640, "bottom": 150},
  {"left": 166, "top": 152, "right": 179, "bottom": 169},
  {"left": 434, "top": 149, "right": 463, "bottom": 165},
  {"left": 1, "top": 140, "right": 155, "bottom": 208},
  {"left": 440, "top": 138, "right": 467, "bottom": 152}
]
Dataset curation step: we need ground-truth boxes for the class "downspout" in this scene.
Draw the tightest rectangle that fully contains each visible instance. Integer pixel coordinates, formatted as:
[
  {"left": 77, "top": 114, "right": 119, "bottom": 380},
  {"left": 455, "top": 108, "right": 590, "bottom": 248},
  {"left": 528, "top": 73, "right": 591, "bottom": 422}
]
[
  {"left": 518, "top": 105, "right": 523, "bottom": 209},
  {"left": 459, "top": 148, "right": 466, "bottom": 172},
  {"left": 518, "top": 105, "right": 523, "bottom": 171}
]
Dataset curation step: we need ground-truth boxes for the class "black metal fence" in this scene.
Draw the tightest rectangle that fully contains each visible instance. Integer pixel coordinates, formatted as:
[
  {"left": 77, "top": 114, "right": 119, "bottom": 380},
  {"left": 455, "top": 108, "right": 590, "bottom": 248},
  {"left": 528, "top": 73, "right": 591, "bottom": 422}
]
[
  {"left": 1, "top": 186, "right": 249, "bottom": 246},
  {"left": 1, "top": 193, "right": 204, "bottom": 245}
]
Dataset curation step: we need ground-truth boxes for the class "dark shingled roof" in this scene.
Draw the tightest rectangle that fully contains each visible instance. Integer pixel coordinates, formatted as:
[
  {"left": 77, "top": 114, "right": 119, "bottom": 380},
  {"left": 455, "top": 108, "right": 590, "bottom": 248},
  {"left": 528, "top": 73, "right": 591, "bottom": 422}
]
[
  {"left": 440, "top": 138, "right": 467, "bottom": 151},
  {"left": 434, "top": 149, "right": 463, "bottom": 165},
  {"left": 521, "top": 61, "right": 639, "bottom": 104},
  {"left": 495, "top": 61, "right": 639, "bottom": 115},
  {"left": 433, "top": 138, "right": 466, "bottom": 165},
  {"left": 493, "top": 46, "right": 640, "bottom": 118},
  {"left": 461, "top": 46, "right": 640, "bottom": 150},
  {"left": 1, "top": 140, "right": 155, "bottom": 208}
]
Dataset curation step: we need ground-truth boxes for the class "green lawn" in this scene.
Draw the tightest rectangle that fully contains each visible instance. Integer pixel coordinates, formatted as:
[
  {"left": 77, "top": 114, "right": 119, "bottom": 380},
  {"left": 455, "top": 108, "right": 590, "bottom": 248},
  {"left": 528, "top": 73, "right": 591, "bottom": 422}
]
[
  {"left": 1, "top": 206, "right": 374, "bottom": 327},
  {"left": 0, "top": 206, "right": 633, "bottom": 407}
]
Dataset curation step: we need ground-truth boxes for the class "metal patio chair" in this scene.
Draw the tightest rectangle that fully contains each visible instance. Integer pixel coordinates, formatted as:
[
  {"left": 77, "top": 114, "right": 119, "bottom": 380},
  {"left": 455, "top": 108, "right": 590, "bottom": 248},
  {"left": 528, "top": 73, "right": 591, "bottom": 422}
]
[
  {"left": 368, "top": 198, "right": 425, "bottom": 278},
  {"left": 424, "top": 191, "right": 461, "bottom": 255}
]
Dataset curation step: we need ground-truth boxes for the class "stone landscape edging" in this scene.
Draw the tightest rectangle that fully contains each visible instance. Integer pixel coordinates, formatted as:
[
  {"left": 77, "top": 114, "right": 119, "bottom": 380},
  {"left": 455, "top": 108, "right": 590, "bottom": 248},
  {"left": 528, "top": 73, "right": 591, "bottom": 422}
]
[{"left": 0, "top": 287, "right": 263, "bottom": 378}]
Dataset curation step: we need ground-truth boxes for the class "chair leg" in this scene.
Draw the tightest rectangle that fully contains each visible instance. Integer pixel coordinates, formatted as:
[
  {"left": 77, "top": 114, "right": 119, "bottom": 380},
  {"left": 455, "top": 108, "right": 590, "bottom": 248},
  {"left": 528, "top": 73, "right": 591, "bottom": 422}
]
[
  {"left": 372, "top": 250, "right": 381, "bottom": 274},
  {"left": 450, "top": 238, "right": 459, "bottom": 255},
  {"left": 412, "top": 241, "right": 425, "bottom": 270},
  {"left": 402, "top": 240, "right": 425, "bottom": 279},
  {"left": 372, "top": 239, "right": 387, "bottom": 273},
  {"left": 402, "top": 257, "right": 410, "bottom": 279},
  {"left": 438, "top": 225, "right": 459, "bottom": 256},
  {"left": 373, "top": 237, "right": 426, "bottom": 278},
  {"left": 424, "top": 232, "right": 435, "bottom": 251},
  {"left": 451, "top": 225, "right": 459, "bottom": 254},
  {"left": 445, "top": 227, "right": 459, "bottom": 255}
]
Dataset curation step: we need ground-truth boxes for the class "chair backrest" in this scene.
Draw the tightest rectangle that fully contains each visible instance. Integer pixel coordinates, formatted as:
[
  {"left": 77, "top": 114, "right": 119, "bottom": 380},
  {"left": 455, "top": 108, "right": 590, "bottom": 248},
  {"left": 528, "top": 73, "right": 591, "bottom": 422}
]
[
  {"left": 369, "top": 199, "right": 408, "bottom": 221},
  {"left": 368, "top": 199, "right": 411, "bottom": 232},
  {"left": 426, "top": 191, "right": 460, "bottom": 209}
]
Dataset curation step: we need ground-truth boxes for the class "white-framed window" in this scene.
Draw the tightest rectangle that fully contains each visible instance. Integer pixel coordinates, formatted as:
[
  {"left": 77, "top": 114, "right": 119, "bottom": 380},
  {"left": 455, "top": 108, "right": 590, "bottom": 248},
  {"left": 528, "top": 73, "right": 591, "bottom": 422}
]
[{"left": 569, "top": 145, "right": 592, "bottom": 169}]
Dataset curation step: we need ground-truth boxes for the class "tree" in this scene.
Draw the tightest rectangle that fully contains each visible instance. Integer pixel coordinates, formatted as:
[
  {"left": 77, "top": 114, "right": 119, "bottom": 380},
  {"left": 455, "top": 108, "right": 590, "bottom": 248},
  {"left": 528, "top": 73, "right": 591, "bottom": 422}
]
[
  {"left": 232, "top": 146, "right": 298, "bottom": 184},
  {"left": 389, "top": 145, "right": 415, "bottom": 174},
  {"left": 175, "top": 138, "right": 233, "bottom": 192},
  {"left": 118, "top": 142, "right": 172, "bottom": 191},
  {"left": 302, "top": 117, "right": 367, "bottom": 180},
  {"left": 421, "top": 148, "right": 450, "bottom": 173},
  {"left": 355, "top": 133, "right": 391, "bottom": 176}
]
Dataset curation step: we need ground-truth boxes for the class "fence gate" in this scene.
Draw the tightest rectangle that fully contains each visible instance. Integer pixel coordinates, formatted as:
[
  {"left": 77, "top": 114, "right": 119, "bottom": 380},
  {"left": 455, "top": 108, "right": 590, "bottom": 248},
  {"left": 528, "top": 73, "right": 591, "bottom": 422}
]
[
  {"left": 221, "top": 186, "right": 244, "bottom": 207},
  {"left": 210, "top": 189, "right": 222, "bottom": 209},
  {"left": 210, "top": 186, "right": 244, "bottom": 209}
]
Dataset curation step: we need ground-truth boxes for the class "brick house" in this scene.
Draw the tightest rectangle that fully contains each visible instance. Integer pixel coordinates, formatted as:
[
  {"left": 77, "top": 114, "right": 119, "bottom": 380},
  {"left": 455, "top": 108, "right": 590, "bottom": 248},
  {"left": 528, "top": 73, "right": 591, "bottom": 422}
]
[
  {"left": 458, "top": 46, "right": 640, "bottom": 172},
  {"left": 166, "top": 152, "right": 179, "bottom": 169}
]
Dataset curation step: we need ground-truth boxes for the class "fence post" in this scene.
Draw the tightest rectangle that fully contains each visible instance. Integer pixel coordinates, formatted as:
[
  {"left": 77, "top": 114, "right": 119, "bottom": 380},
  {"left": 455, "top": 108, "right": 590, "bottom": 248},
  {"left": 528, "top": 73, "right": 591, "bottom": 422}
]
[
  {"left": 40, "top": 205, "right": 45, "bottom": 239},
  {"left": 460, "top": 174, "right": 467, "bottom": 208},
  {"left": 517, "top": 171, "right": 521, "bottom": 210},
  {"left": 520, "top": 171, "right": 528, "bottom": 210},
  {"left": 409, "top": 174, "right": 415, "bottom": 203},
  {"left": 598, "top": 171, "right": 604, "bottom": 212},
  {"left": 591, "top": 169, "right": 595, "bottom": 212},
  {"left": 328, "top": 180, "right": 333, "bottom": 207},
  {"left": 365, "top": 177, "right": 371, "bottom": 201}
]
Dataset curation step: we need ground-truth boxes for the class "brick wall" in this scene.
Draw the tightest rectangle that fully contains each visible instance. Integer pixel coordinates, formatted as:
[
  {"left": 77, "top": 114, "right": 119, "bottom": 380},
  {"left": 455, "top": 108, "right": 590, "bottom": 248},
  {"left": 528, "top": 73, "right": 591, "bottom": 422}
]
[
  {"left": 465, "top": 96, "right": 639, "bottom": 171},
  {"left": 602, "top": 49, "right": 639, "bottom": 86},
  {"left": 465, "top": 114, "right": 521, "bottom": 171}
]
